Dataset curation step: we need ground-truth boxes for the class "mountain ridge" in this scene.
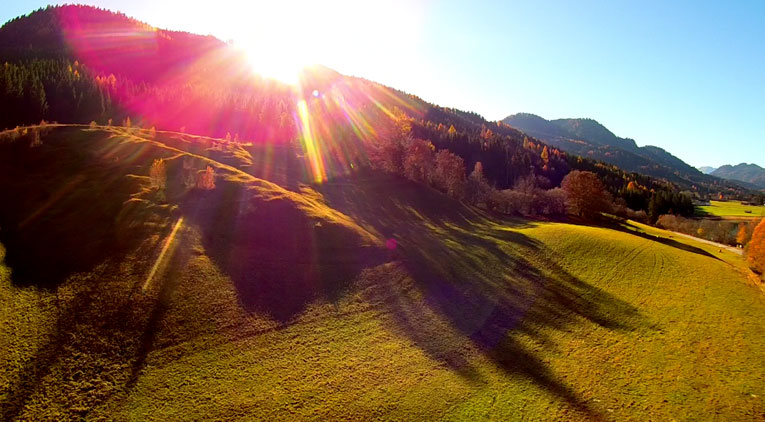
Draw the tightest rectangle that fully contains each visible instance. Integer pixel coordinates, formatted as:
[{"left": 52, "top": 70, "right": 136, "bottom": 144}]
[
  {"left": 711, "top": 163, "right": 765, "bottom": 189},
  {"left": 502, "top": 112, "right": 740, "bottom": 191},
  {"left": 0, "top": 5, "right": 757, "bottom": 203}
]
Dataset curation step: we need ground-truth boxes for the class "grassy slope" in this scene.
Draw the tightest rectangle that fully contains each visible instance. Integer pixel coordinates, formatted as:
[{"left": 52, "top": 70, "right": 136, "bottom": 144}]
[
  {"left": 1, "top": 127, "right": 764, "bottom": 420},
  {"left": 697, "top": 200, "right": 765, "bottom": 218}
]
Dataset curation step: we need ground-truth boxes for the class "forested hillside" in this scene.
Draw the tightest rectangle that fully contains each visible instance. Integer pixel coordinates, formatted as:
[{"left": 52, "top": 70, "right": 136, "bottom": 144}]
[
  {"left": 502, "top": 113, "right": 753, "bottom": 198},
  {"left": 1, "top": 5, "right": 759, "bottom": 219}
]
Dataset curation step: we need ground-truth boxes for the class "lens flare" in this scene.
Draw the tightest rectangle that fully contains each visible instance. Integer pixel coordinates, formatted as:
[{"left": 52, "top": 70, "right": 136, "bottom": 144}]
[
  {"left": 296, "top": 99, "right": 327, "bottom": 183},
  {"left": 143, "top": 217, "right": 184, "bottom": 292}
]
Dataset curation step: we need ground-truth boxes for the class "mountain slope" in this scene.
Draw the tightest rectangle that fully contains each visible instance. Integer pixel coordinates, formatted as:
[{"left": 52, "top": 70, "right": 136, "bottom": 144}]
[
  {"left": 3, "top": 5, "right": 759, "bottom": 208},
  {"left": 502, "top": 113, "right": 739, "bottom": 192},
  {"left": 2, "top": 125, "right": 764, "bottom": 420},
  {"left": 698, "top": 166, "right": 717, "bottom": 174},
  {"left": 712, "top": 163, "right": 765, "bottom": 189}
]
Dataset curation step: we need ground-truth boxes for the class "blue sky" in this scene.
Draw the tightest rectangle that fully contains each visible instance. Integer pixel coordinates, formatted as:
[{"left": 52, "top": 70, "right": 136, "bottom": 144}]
[{"left": 2, "top": 0, "right": 763, "bottom": 168}]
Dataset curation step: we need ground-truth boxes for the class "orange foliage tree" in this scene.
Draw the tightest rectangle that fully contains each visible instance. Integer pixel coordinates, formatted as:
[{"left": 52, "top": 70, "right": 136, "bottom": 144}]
[
  {"left": 747, "top": 219, "right": 765, "bottom": 273},
  {"left": 433, "top": 149, "right": 466, "bottom": 199},
  {"left": 561, "top": 170, "right": 612, "bottom": 219}
]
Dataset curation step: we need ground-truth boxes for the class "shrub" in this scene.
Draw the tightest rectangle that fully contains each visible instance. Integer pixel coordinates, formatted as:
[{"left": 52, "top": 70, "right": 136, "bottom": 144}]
[
  {"left": 657, "top": 214, "right": 740, "bottom": 245},
  {"left": 543, "top": 188, "right": 567, "bottom": 216}
]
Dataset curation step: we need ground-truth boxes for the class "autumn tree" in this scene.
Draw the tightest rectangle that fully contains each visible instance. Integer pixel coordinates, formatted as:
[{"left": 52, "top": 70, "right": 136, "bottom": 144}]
[
  {"left": 433, "top": 149, "right": 466, "bottom": 199},
  {"left": 541, "top": 146, "right": 549, "bottom": 164},
  {"left": 447, "top": 125, "right": 457, "bottom": 137},
  {"left": 370, "top": 107, "right": 410, "bottom": 173},
  {"left": 736, "top": 219, "right": 758, "bottom": 247},
  {"left": 403, "top": 138, "right": 435, "bottom": 183},
  {"left": 467, "top": 161, "right": 492, "bottom": 206},
  {"left": 149, "top": 158, "right": 167, "bottom": 190},
  {"left": 196, "top": 166, "right": 216, "bottom": 190},
  {"left": 747, "top": 219, "right": 765, "bottom": 274},
  {"left": 560, "top": 170, "right": 612, "bottom": 219}
]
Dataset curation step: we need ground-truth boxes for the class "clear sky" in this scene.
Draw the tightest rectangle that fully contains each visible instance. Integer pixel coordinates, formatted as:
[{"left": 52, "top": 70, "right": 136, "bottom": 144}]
[{"left": 2, "top": 0, "right": 763, "bottom": 168}]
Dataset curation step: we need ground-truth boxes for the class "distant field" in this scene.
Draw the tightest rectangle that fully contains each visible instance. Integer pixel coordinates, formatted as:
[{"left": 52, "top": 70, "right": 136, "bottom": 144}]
[
  {"left": 2, "top": 127, "right": 764, "bottom": 420},
  {"left": 696, "top": 200, "right": 765, "bottom": 218}
]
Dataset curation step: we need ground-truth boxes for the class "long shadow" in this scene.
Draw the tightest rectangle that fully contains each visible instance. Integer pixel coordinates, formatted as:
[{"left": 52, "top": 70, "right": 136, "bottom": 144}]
[
  {"left": 0, "top": 261, "right": 143, "bottom": 420},
  {"left": 180, "top": 179, "right": 386, "bottom": 322},
  {"left": 600, "top": 218, "right": 724, "bottom": 262},
  {"left": 0, "top": 216, "right": 185, "bottom": 420},
  {"left": 0, "top": 128, "right": 167, "bottom": 289},
  {"left": 318, "top": 173, "right": 646, "bottom": 418},
  {"left": 0, "top": 128, "right": 184, "bottom": 418}
]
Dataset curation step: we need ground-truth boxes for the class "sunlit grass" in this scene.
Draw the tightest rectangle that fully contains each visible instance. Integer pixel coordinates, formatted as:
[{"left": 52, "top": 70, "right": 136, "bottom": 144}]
[
  {"left": 696, "top": 200, "right": 765, "bottom": 218},
  {"left": 1, "top": 127, "right": 764, "bottom": 420}
]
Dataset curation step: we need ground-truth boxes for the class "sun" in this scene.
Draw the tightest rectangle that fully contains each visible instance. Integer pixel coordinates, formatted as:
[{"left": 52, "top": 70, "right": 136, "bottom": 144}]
[
  {"left": 225, "top": 0, "right": 423, "bottom": 87},
  {"left": 240, "top": 42, "right": 306, "bottom": 86}
]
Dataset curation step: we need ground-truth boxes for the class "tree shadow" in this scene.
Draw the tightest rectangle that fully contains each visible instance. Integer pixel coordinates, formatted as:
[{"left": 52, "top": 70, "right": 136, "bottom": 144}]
[
  {"left": 0, "top": 218, "right": 185, "bottom": 420},
  {"left": 0, "top": 128, "right": 166, "bottom": 289},
  {"left": 180, "top": 180, "right": 386, "bottom": 323},
  {"left": 319, "top": 174, "right": 647, "bottom": 418},
  {"left": 600, "top": 218, "right": 724, "bottom": 262}
]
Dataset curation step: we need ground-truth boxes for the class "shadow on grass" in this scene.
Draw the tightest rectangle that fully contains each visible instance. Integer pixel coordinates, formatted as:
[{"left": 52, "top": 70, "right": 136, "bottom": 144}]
[
  {"left": 318, "top": 173, "right": 646, "bottom": 418},
  {"left": 0, "top": 128, "right": 168, "bottom": 289},
  {"left": 180, "top": 180, "right": 385, "bottom": 323},
  {"left": 0, "top": 217, "right": 187, "bottom": 420},
  {"left": 600, "top": 218, "right": 724, "bottom": 262}
]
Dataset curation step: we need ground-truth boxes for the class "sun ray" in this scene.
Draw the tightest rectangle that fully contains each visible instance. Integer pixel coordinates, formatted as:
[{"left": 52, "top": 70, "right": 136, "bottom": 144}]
[
  {"left": 295, "top": 99, "right": 327, "bottom": 183},
  {"left": 143, "top": 216, "right": 184, "bottom": 292}
]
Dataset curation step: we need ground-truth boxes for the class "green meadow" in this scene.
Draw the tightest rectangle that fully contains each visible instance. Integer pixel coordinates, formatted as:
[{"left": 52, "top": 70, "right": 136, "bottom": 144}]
[
  {"left": 696, "top": 200, "right": 765, "bottom": 218},
  {"left": 1, "top": 127, "right": 764, "bottom": 420}
]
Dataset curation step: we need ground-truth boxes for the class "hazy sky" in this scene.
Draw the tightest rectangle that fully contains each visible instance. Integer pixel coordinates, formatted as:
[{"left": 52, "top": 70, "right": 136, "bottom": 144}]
[{"left": 2, "top": 0, "right": 764, "bottom": 168}]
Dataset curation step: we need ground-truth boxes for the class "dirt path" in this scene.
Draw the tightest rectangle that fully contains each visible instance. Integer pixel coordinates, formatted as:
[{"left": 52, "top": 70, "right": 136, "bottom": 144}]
[{"left": 667, "top": 230, "right": 743, "bottom": 255}]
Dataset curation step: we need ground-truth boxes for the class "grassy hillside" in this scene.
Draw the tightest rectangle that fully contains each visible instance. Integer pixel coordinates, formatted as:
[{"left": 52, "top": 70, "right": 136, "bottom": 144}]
[
  {"left": 696, "top": 200, "right": 765, "bottom": 218},
  {"left": 1, "top": 126, "right": 764, "bottom": 420}
]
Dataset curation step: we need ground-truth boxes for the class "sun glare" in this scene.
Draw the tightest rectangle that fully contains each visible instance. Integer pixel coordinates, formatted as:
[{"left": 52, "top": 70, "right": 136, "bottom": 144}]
[
  {"left": 225, "top": 0, "right": 424, "bottom": 87},
  {"left": 240, "top": 43, "right": 305, "bottom": 86}
]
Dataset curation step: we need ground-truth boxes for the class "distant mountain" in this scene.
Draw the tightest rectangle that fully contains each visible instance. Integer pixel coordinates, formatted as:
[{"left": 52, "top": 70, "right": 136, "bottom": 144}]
[
  {"left": 698, "top": 166, "right": 717, "bottom": 174},
  {"left": 502, "top": 113, "right": 734, "bottom": 190},
  {"left": 712, "top": 163, "right": 765, "bottom": 189}
]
